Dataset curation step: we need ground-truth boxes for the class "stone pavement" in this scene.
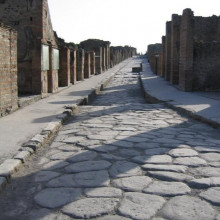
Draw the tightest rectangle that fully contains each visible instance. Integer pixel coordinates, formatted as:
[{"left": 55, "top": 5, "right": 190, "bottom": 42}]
[
  {"left": 0, "top": 57, "right": 220, "bottom": 219},
  {"left": 140, "top": 59, "right": 220, "bottom": 128},
  {"left": 0, "top": 59, "right": 131, "bottom": 165}
]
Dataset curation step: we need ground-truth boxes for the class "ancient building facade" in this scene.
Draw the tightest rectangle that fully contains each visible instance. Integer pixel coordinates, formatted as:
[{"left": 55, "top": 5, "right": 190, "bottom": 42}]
[
  {"left": 0, "top": 0, "right": 59, "bottom": 95},
  {"left": 0, "top": 23, "right": 17, "bottom": 116},
  {"left": 148, "top": 8, "right": 220, "bottom": 91}
]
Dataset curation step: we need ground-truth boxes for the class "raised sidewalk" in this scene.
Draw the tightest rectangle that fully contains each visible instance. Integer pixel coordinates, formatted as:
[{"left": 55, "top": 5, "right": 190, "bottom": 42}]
[{"left": 140, "top": 58, "right": 220, "bottom": 129}]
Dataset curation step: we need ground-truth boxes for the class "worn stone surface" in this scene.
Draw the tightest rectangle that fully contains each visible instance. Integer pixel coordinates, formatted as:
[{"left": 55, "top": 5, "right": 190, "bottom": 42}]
[
  {"left": 34, "top": 188, "right": 82, "bottom": 208},
  {"left": 34, "top": 171, "right": 60, "bottom": 182},
  {"left": 168, "top": 148, "right": 198, "bottom": 157},
  {"left": 173, "top": 157, "right": 207, "bottom": 167},
  {"left": 112, "top": 176, "right": 152, "bottom": 192},
  {"left": 67, "top": 150, "right": 97, "bottom": 163},
  {"left": 133, "top": 155, "right": 172, "bottom": 164},
  {"left": 200, "top": 153, "right": 220, "bottom": 162},
  {"left": 199, "top": 187, "right": 220, "bottom": 205},
  {"left": 84, "top": 187, "right": 122, "bottom": 198},
  {"left": 62, "top": 198, "right": 119, "bottom": 218},
  {"left": 143, "top": 181, "right": 191, "bottom": 196},
  {"left": 118, "top": 192, "right": 166, "bottom": 220},
  {"left": 109, "top": 161, "right": 142, "bottom": 177},
  {"left": 160, "top": 195, "right": 217, "bottom": 220},
  {"left": 189, "top": 177, "right": 220, "bottom": 188},
  {"left": 142, "top": 164, "right": 187, "bottom": 173}
]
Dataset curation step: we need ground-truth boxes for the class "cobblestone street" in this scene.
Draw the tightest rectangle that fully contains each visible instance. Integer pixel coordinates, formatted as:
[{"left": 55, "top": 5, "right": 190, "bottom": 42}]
[{"left": 0, "top": 60, "right": 220, "bottom": 220}]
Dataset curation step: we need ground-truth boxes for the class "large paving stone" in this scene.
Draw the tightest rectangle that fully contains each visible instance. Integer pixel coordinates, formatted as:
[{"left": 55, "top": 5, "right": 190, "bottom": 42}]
[
  {"left": 34, "top": 188, "right": 82, "bottom": 208},
  {"left": 47, "top": 170, "right": 110, "bottom": 187},
  {"left": 109, "top": 161, "right": 142, "bottom": 178},
  {"left": 142, "top": 164, "right": 187, "bottom": 173},
  {"left": 42, "top": 160, "right": 69, "bottom": 171},
  {"left": 195, "top": 146, "right": 220, "bottom": 153},
  {"left": 112, "top": 141, "right": 134, "bottom": 148},
  {"left": 34, "top": 171, "right": 60, "bottom": 182},
  {"left": 118, "top": 192, "right": 165, "bottom": 220},
  {"left": 168, "top": 148, "right": 198, "bottom": 157},
  {"left": 145, "top": 148, "right": 170, "bottom": 155},
  {"left": 199, "top": 187, "right": 220, "bottom": 205},
  {"left": 65, "top": 160, "right": 111, "bottom": 173},
  {"left": 49, "top": 151, "right": 76, "bottom": 160},
  {"left": 67, "top": 150, "right": 97, "bottom": 163},
  {"left": 135, "top": 142, "right": 160, "bottom": 149},
  {"left": 62, "top": 198, "right": 119, "bottom": 218},
  {"left": 63, "top": 136, "right": 86, "bottom": 144},
  {"left": 200, "top": 153, "right": 220, "bottom": 162},
  {"left": 143, "top": 181, "right": 191, "bottom": 196},
  {"left": 189, "top": 177, "right": 220, "bottom": 188},
  {"left": 133, "top": 155, "right": 172, "bottom": 164},
  {"left": 87, "top": 144, "right": 118, "bottom": 153},
  {"left": 118, "top": 149, "right": 141, "bottom": 157},
  {"left": 189, "top": 167, "right": 220, "bottom": 177},
  {"left": 148, "top": 171, "right": 194, "bottom": 182},
  {"left": 173, "top": 157, "right": 207, "bottom": 167},
  {"left": 112, "top": 176, "right": 152, "bottom": 192},
  {"left": 96, "top": 215, "right": 131, "bottom": 220},
  {"left": 160, "top": 195, "right": 217, "bottom": 220},
  {"left": 84, "top": 187, "right": 122, "bottom": 198}
]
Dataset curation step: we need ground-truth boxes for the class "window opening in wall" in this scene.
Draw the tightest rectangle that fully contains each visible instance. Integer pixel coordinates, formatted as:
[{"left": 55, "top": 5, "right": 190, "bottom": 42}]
[{"left": 42, "top": 45, "right": 49, "bottom": 71}]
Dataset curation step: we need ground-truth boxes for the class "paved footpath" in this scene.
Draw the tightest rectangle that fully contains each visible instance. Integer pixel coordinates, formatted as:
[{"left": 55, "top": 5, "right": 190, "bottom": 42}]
[{"left": 0, "top": 58, "right": 220, "bottom": 220}]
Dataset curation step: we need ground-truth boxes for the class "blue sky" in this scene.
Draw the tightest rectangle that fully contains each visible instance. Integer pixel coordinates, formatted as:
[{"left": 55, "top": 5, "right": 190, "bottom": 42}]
[{"left": 48, "top": 0, "right": 220, "bottom": 53}]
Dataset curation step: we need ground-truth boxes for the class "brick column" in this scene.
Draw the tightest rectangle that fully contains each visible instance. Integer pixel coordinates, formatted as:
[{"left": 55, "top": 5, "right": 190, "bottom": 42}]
[
  {"left": 76, "top": 49, "right": 85, "bottom": 81},
  {"left": 179, "top": 9, "right": 194, "bottom": 91},
  {"left": 95, "top": 47, "right": 102, "bottom": 74},
  {"left": 105, "top": 44, "right": 110, "bottom": 69},
  {"left": 59, "top": 47, "right": 70, "bottom": 87},
  {"left": 102, "top": 47, "right": 106, "bottom": 72},
  {"left": 70, "top": 50, "right": 76, "bottom": 84},
  {"left": 161, "top": 36, "right": 166, "bottom": 78},
  {"left": 84, "top": 52, "right": 91, "bottom": 79},
  {"left": 90, "top": 51, "right": 95, "bottom": 75},
  {"left": 170, "top": 14, "right": 181, "bottom": 85},
  {"left": 165, "top": 21, "right": 171, "bottom": 81}
]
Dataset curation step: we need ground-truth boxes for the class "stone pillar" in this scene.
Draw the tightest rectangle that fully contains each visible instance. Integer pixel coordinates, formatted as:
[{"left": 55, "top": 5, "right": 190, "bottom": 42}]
[
  {"left": 165, "top": 21, "right": 171, "bottom": 81},
  {"left": 179, "top": 9, "right": 194, "bottom": 91},
  {"left": 170, "top": 14, "right": 181, "bottom": 85},
  {"left": 102, "top": 47, "right": 106, "bottom": 72},
  {"left": 90, "top": 51, "right": 95, "bottom": 75},
  {"left": 105, "top": 44, "right": 110, "bottom": 69},
  {"left": 161, "top": 36, "right": 166, "bottom": 78},
  {"left": 84, "top": 52, "right": 91, "bottom": 79},
  {"left": 76, "top": 49, "right": 85, "bottom": 81},
  {"left": 48, "top": 45, "right": 59, "bottom": 93},
  {"left": 70, "top": 50, "right": 77, "bottom": 84},
  {"left": 95, "top": 47, "right": 102, "bottom": 74},
  {"left": 59, "top": 47, "right": 70, "bottom": 87}
]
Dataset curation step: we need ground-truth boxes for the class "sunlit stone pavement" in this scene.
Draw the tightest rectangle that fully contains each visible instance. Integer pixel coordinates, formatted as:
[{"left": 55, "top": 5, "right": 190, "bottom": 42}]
[{"left": 0, "top": 60, "right": 220, "bottom": 220}]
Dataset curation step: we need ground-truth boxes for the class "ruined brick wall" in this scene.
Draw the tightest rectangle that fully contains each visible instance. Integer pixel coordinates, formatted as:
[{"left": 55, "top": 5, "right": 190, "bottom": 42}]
[
  {"left": 0, "top": 24, "right": 18, "bottom": 116},
  {"left": 84, "top": 52, "right": 91, "bottom": 79},
  {"left": 70, "top": 50, "right": 77, "bottom": 84},
  {"left": 59, "top": 47, "right": 70, "bottom": 87},
  {"left": 193, "top": 42, "right": 220, "bottom": 90},
  {"left": 161, "top": 36, "right": 166, "bottom": 77},
  {"left": 89, "top": 51, "right": 95, "bottom": 75},
  {"left": 76, "top": 49, "right": 85, "bottom": 81},
  {"left": 165, "top": 21, "right": 171, "bottom": 81},
  {"left": 0, "top": 0, "right": 59, "bottom": 94}
]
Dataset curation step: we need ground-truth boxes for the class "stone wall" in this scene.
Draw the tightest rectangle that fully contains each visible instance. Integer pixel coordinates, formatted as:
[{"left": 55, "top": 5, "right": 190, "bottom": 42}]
[
  {"left": 0, "top": 24, "right": 18, "bottom": 116},
  {"left": 0, "top": 0, "right": 59, "bottom": 95},
  {"left": 148, "top": 8, "right": 220, "bottom": 92}
]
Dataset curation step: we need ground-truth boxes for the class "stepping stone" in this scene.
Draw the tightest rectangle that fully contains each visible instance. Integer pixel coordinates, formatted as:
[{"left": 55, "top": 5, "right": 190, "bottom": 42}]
[
  {"left": 65, "top": 160, "right": 111, "bottom": 173},
  {"left": 34, "top": 171, "right": 60, "bottom": 182},
  {"left": 34, "top": 188, "right": 82, "bottom": 209},
  {"left": 168, "top": 148, "right": 198, "bottom": 157},
  {"left": 62, "top": 198, "right": 119, "bottom": 218},
  {"left": 109, "top": 161, "right": 142, "bottom": 178},
  {"left": 173, "top": 157, "right": 207, "bottom": 167},
  {"left": 42, "top": 160, "right": 69, "bottom": 170},
  {"left": 145, "top": 148, "right": 170, "bottom": 155},
  {"left": 148, "top": 171, "right": 194, "bottom": 182},
  {"left": 47, "top": 170, "right": 110, "bottom": 187},
  {"left": 189, "top": 177, "right": 220, "bottom": 189},
  {"left": 112, "top": 176, "right": 152, "bottom": 192},
  {"left": 118, "top": 192, "right": 165, "bottom": 220},
  {"left": 84, "top": 187, "right": 122, "bottom": 198},
  {"left": 200, "top": 187, "right": 220, "bottom": 205},
  {"left": 142, "top": 164, "right": 187, "bottom": 173},
  {"left": 160, "top": 195, "right": 217, "bottom": 220},
  {"left": 133, "top": 155, "right": 172, "bottom": 164},
  {"left": 200, "top": 153, "right": 220, "bottom": 162},
  {"left": 143, "top": 181, "right": 191, "bottom": 196},
  {"left": 67, "top": 150, "right": 97, "bottom": 163}
]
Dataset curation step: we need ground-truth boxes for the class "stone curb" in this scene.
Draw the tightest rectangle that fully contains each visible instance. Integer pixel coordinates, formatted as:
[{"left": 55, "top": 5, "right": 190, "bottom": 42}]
[
  {"left": 0, "top": 60, "right": 129, "bottom": 194},
  {"left": 139, "top": 73, "right": 220, "bottom": 129}
]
